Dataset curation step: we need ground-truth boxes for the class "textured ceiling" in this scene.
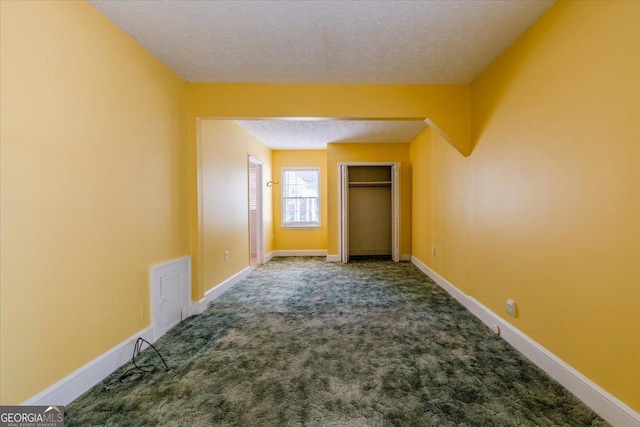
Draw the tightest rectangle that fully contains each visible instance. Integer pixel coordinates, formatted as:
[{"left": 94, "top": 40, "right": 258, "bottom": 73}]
[
  {"left": 89, "top": 0, "right": 554, "bottom": 84},
  {"left": 89, "top": 0, "right": 554, "bottom": 148},
  {"left": 235, "top": 120, "right": 428, "bottom": 150}
]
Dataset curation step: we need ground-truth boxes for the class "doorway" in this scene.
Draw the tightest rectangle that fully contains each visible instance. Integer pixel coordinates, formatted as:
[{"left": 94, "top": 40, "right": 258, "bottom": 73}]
[
  {"left": 339, "top": 163, "right": 400, "bottom": 263},
  {"left": 248, "top": 156, "right": 264, "bottom": 267}
]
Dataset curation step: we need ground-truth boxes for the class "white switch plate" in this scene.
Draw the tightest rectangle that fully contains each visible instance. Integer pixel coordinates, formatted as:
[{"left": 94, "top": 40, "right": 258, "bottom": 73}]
[{"left": 505, "top": 299, "right": 517, "bottom": 317}]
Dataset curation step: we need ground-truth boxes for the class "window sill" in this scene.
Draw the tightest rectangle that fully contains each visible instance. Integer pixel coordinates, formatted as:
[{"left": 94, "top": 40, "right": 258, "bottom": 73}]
[{"left": 282, "top": 224, "right": 321, "bottom": 229}]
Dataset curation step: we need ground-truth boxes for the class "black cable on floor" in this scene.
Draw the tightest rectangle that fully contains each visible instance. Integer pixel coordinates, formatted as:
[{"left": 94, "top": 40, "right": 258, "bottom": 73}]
[{"left": 104, "top": 338, "right": 169, "bottom": 390}]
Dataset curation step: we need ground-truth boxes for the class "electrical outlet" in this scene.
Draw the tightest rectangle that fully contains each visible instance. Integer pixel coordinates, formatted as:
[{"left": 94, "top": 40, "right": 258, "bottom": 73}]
[
  {"left": 431, "top": 246, "right": 437, "bottom": 256},
  {"left": 140, "top": 302, "right": 149, "bottom": 318},
  {"left": 224, "top": 251, "right": 229, "bottom": 262}
]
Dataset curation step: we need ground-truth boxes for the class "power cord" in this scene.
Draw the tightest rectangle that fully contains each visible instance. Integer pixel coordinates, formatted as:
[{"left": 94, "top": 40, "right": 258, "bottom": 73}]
[{"left": 104, "top": 337, "right": 169, "bottom": 390}]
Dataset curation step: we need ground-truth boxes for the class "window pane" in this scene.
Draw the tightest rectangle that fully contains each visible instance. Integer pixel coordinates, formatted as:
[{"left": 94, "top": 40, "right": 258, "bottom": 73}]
[{"left": 282, "top": 169, "right": 320, "bottom": 226}]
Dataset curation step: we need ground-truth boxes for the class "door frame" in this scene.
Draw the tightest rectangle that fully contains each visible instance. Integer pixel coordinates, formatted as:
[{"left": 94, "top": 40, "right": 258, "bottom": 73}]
[
  {"left": 248, "top": 156, "right": 264, "bottom": 266},
  {"left": 338, "top": 162, "right": 400, "bottom": 263}
]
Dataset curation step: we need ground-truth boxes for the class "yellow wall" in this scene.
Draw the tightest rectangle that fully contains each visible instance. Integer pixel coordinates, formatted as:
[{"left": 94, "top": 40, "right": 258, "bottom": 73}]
[
  {"left": 327, "top": 144, "right": 412, "bottom": 257},
  {"left": 272, "top": 151, "right": 328, "bottom": 251},
  {"left": 188, "top": 84, "right": 470, "bottom": 154},
  {"left": 0, "top": 1, "right": 189, "bottom": 404},
  {"left": 6, "top": 0, "right": 637, "bottom": 415},
  {"left": 199, "top": 120, "right": 272, "bottom": 294},
  {"left": 411, "top": 128, "right": 471, "bottom": 292},
  {"left": 187, "top": 84, "right": 469, "bottom": 295},
  {"left": 412, "top": 0, "right": 640, "bottom": 412}
]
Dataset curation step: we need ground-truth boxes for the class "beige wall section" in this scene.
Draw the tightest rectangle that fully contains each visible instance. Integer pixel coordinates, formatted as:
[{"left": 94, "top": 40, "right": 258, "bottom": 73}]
[
  {"left": 0, "top": 2, "right": 189, "bottom": 404},
  {"left": 199, "top": 121, "right": 272, "bottom": 295},
  {"left": 272, "top": 150, "right": 328, "bottom": 251},
  {"left": 412, "top": 1, "right": 640, "bottom": 412},
  {"left": 327, "top": 144, "right": 411, "bottom": 257}
]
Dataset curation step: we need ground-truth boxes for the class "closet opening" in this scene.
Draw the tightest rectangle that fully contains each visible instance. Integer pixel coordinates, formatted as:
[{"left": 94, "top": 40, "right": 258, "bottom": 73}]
[{"left": 339, "top": 163, "right": 400, "bottom": 263}]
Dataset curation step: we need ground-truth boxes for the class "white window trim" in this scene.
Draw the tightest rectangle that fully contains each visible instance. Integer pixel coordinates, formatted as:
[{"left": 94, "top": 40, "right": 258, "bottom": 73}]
[{"left": 281, "top": 167, "right": 321, "bottom": 228}]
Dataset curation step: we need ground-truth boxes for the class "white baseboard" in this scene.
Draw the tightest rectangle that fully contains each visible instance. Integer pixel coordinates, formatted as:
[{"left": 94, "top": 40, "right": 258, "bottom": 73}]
[
  {"left": 411, "top": 257, "right": 469, "bottom": 309},
  {"left": 411, "top": 256, "right": 640, "bottom": 427},
  {"left": 22, "top": 326, "right": 155, "bottom": 406},
  {"left": 190, "top": 266, "right": 254, "bottom": 316},
  {"left": 271, "top": 250, "right": 328, "bottom": 257},
  {"left": 264, "top": 251, "right": 275, "bottom": 263},
  {"left": 204, "top": 266, "right": 253, "bottom": 303},
  {"left": 190, "top": 297, "right": 207, "bottom": 316},
  {"left": 22, "top": 260, "right": 250, "bottom": 408},
  {"left": 191, "top": 266, "right": 254, "bottom": 315},
  {"left": 400, "top": 253, "right": 411, "bottom": 261}
]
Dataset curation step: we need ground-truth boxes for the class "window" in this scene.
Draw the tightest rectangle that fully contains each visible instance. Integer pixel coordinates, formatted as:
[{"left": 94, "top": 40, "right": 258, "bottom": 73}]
[{"left": 282, "top": 168, "right": 320, "bottom": 227}]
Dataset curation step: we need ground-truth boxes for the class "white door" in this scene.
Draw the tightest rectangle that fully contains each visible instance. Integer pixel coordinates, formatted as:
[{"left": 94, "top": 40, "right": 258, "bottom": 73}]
[
  {"left": 340, "top": 164, "right": 349, "bottom": 263},
  {"left": 151, "top": 257, "right": 191, "bottom": 342},
  {"left": 159, "top": 271, "right": 185, "bottom": 336},
  {"left": 248, "top": 156, "right": 264, "bottom": 266},
  {"left": 391, "top": 164, "right": 400, "bottom": 262}
]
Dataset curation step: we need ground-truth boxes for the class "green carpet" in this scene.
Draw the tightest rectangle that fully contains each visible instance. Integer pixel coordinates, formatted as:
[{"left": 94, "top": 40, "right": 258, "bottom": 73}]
[{"left": 66, "top": 257, "right": 607, "bottom": 426}]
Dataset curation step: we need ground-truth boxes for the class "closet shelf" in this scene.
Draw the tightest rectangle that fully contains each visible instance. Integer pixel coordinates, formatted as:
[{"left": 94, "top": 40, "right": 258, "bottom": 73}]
[{"left": 348, "top": 181, "right": 392, "bottom": 187}]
